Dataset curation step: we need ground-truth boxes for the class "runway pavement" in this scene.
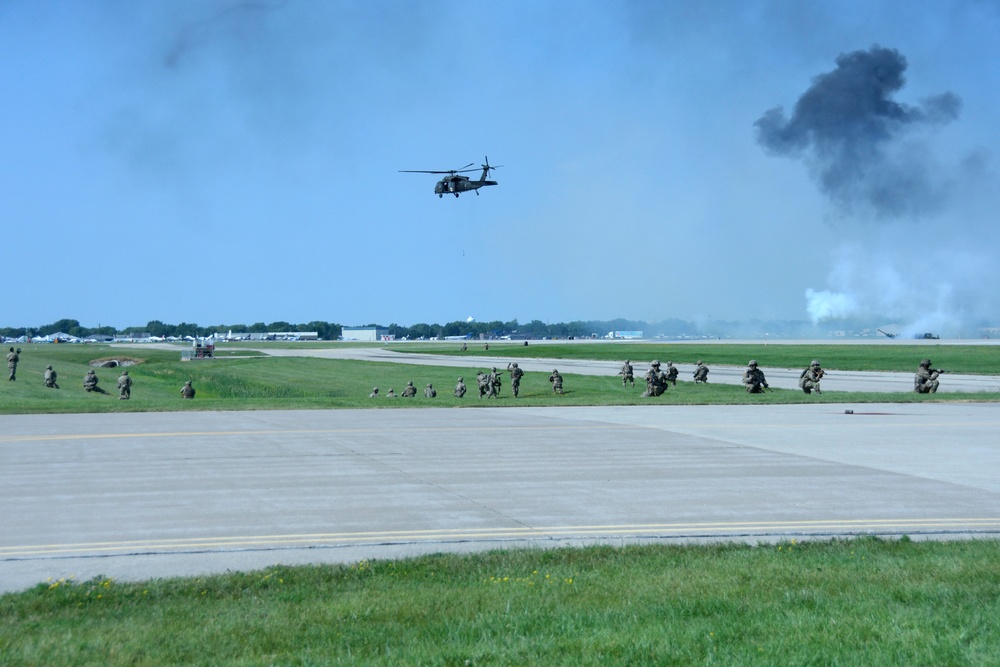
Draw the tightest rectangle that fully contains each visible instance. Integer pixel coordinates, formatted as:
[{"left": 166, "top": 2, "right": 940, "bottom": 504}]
[{"left": 3, "top": 403, "right": 1000, "bottom": 593}]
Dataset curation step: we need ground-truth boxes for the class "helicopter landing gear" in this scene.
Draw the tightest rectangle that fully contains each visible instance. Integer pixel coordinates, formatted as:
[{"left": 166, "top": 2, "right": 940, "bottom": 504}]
[
  {"left": 439, "top": 194, "right": 443, "bottom": 198},
  {"left": 454, "top": 193, "right": 459, "bottom": 198}
]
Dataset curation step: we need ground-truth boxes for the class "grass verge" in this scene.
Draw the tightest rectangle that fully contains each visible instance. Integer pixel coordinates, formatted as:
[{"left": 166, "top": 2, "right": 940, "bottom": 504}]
[
  {"left": 1, "top": 343, "right": 998, "bottom": 415},
  {"left": 2, "top": 538, "right": 999, "bottom": 666}
]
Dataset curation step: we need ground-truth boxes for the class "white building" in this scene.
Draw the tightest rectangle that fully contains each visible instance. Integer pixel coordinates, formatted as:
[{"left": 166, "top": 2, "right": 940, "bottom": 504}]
[{"left": 341, "top": 327, "right": 390, "bottom": 342}]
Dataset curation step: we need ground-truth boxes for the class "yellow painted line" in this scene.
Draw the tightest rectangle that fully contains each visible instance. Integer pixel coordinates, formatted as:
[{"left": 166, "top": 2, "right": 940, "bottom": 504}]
[{"left": 4, "top": 518, "right": 999, "bottom": 558}]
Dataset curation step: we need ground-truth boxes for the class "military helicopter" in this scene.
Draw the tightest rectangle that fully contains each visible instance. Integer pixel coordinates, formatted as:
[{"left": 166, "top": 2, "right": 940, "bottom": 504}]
[{"left": 400, "top": 156, "right": 500, "bottom": 198}]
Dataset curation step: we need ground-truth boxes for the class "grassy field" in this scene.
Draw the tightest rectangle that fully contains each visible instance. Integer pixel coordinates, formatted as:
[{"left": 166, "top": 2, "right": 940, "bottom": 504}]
[
  {"left": 2, "top": 538, "right": 999, "bottom": 665},
  {"left": 386, "top": 340, "right": 1000, "bottom": 374},
  {"left": 1, "top": 342, "right": 998, "bottom": 415}
]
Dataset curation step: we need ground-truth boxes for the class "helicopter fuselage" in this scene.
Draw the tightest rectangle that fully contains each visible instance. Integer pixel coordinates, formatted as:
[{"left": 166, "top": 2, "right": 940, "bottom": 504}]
[{"left": 434, "top": 175, "right": 498, "bottom": 198}]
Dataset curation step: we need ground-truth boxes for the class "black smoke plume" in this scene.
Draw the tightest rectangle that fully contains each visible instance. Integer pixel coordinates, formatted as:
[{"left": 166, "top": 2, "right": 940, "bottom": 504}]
[{"left": 755, "top": 45, "right": 960, "bottom": 218}]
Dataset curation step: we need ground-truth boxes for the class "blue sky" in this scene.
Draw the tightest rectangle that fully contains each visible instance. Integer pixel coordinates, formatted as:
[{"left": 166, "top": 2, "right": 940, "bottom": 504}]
[{"left": 3, "top": 0, "right": 998, "bottom": 332}]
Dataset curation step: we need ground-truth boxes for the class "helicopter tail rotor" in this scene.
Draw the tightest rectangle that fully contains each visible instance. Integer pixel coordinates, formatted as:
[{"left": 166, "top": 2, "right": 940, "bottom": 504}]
[{"left": 481, "top": 156, "right": 502, "bottom": 177}]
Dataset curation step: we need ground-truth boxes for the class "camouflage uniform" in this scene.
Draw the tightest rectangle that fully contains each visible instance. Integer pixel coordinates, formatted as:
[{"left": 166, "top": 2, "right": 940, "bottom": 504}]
[
  {"left": 486, "top": 367, "right": 502, "bottom": 398},
  {"left": 799, "top": 360, "right": 824, "bottom": 394},
  {"left": 619, "top": 360, "right": 634, "bottom": 387},
  {"left": 664, "top": 361, "right": 679, "bottom": 386},
  {"left": 742, "top": 360, "right": 768, "bottom": 393},
  {"left": 914, "top": 359, "right": 941, "bottom": 393},
  {"left": 424, "top": 383, "right": 437, "bottom": 398},
  {"left": 476, "top": 372, "right": 489, "bottom": 398},
  {"left": 180, "top": 381, "right": 196, "bottom": 399},
  {"left": 84, "top": 369, "right": 108, "bottom": 394},
  {"left": 454, "top": 378, "right": 467, "bottom": 398},
  {"left": 43, "top": 365, "right": 59, "bottom": 388},
  {"left": 369, "top": 387, "right": 380, "bottom": 398},
  {"left": 7, "top": 347, "right": 19, "bottom": 381},
  {"left": 693, "top": 361, "right": 709, "bottom": 383},
  {"left": 386, "top": 388, "right": 397, "bottom": 398},
  {"left": 548, "top": 369, "right": 563, "bottom": 394},
  {"left": 642, "top": 360, "right": 667, "bottom": 397},
  {"left": 401, "top": 381, "right": 417, "bottom": 398},
  {"left": 117, "top": 370, "right": 132, "bottom": 400},
  {"left": 507, "top": 362, "right": 523, "bottom": 397}
]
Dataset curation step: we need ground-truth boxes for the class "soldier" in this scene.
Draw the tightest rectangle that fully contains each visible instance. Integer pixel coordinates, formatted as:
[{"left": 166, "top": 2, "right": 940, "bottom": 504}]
[
  {"left": 7, "top": 347, "right": 19, "bottom": 381},
  {"left": 642, "top": 360, "right": 667, "bottom": 397},
  {"left": 476, "top": 371, "right": 489, "bottom": 398},
  {"left": 664, "top": 361, "right": 679, "bottom": 386},
  {"left": 486, "top": 367, "right": 502, "bottom": 398},
  {"left": 180, "top": 380, "right": 196, "bottom": 399},
  {"left": 454, "top": 377, "right": 467, "bottom": 398},
  {"left": 43, "top": 365, "right": 59, "bottom": 388},
  {"left": 507, "top": 362, "right": 524, "bottom": 397},
  {"left": 401, "top": 381, "right": 417, "bottom": 398},
  {"left": 619, "top": 360, "right": 634, "bottom": 388},
  {"left": 424, "top": 383, "right": 437, "bottom": 398},
  {"left": 369, "top": 387, "right": 380, "bottom": 398},
  {"left": 461, "top": 342, "right": 467, "bottom": 351},
  {"left": 742, "top": 360, "right": 768, "bottom": 393},
  {"left": 693, "top": 360, "right": 709, "bottom": 383},
  {"left": 548, "top": 368, "right": 563, "bottom": 394},
  {"left": 117, "top": 370, "right": 132, "bottom": 400},
  {"left": 386, "top": 388, "right": 397, "bottom": 398},
  {"left": 84, "top": 369, "right": 108, "bottom": 394},
  {"left": 914, "top": 359, "right": 942, "bottom": 394},
  {"left": 799, "top": 360, "right": 825, "bottom": 394}
]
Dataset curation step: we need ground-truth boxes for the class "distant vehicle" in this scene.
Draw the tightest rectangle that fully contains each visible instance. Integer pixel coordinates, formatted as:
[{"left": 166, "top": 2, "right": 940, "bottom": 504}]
[
  {"left": 400, "top": 156, "right": 500, "bottom": 198},
  {"left": 914, "top": 333, "right": 940, "bottom": 340}
]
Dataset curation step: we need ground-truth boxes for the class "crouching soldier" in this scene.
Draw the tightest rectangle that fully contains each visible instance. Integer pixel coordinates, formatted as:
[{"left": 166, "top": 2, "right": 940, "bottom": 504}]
[
  {"left": 84, "top": 370, "right": 108, "bottom": 394},
  {"left": 799, "top": 360, "right": 824, "bottom": 394},
  {"left": 117, "top": 370, "right": 132, "bottom": 400},
  {"left": 742, "top": 360, "right": 768, "bottom": 393},
  {"left": 914, "top": 359, "right": 942, "bottom": 394},
  {"left": 548, "top": 369, "right": 563, "bottom": 394}
]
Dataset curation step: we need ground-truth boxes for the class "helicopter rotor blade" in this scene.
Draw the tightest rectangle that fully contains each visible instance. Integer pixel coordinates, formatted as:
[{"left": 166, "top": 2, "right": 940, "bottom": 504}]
[
  {"left": 400, "top": 162, "right": 476, "bottom": 175},
  {"left": 480, "top": 156, "right": 502, "bottom": 174}
]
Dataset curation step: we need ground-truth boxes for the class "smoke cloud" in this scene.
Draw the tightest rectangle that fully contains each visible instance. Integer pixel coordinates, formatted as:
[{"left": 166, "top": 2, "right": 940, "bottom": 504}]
[
  {"left": 755, "top": 45, "right": 961, "bottom": 219},
  {"left": 757, "top": 45, "right": 999, "bottom": 336}
]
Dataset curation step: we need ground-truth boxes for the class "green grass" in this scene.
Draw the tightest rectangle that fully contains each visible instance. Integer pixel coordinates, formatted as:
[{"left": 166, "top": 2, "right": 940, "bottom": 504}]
[
  {"left": 3, "top": 538, "right": 999, "bottom": 666},
  {"left": 388, "top": 341, "right": 1000, "bottom": 374},
  {"left": 2, "top": 343, "right": 998, "bottom": 415}
]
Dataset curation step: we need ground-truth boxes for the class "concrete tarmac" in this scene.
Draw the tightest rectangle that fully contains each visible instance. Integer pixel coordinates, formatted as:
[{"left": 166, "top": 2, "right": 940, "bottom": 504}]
[{"left": 4, "top": 403, "right": 1000, "bottom": 593}]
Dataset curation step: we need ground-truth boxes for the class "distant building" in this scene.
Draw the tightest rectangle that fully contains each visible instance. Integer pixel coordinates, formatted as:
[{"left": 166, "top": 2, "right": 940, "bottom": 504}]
[
  {"left": 604, "top": 331, "right": 644, "bottom": 340},
  {"left": 341, "top": 327, "right": 389, "bottom": 342}
]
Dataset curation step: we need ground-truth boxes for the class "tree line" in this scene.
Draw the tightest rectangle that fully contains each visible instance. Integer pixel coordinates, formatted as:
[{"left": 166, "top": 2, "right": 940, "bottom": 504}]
[
  {"left": 1, "top": 318, "right": 701, "bottom": 342},
  {"left": 3, "top": 316, "right": 854, "bottom": 342}
]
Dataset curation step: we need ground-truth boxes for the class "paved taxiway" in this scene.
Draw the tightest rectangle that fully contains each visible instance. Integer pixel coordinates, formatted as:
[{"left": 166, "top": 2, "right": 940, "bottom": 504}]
[{"left": 3, "top": 402, "right": 1000, "bottom": 593}]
